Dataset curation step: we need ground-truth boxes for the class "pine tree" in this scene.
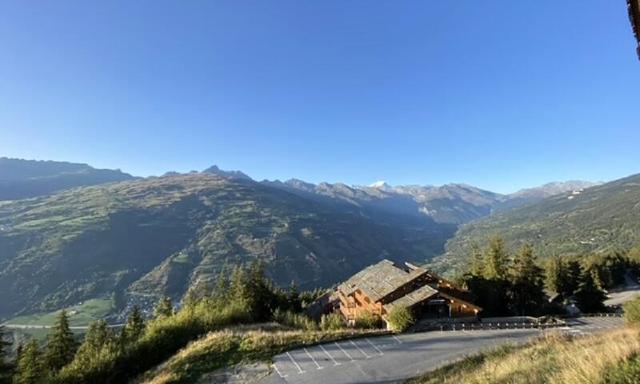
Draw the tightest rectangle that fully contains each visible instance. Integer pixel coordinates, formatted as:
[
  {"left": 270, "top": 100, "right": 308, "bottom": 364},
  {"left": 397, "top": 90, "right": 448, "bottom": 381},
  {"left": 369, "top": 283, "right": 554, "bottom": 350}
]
[
  {"left": 483, "top": 236, "right": 510, "bottom": 280},
  {"left": 287, "top": 281, "right": 302, "bottom": 313},
  {"left": 0, "top": 326, "right": 12, "bottom": 384},
  {"left": 565, "top": 259, "right": 582, "bottom": 296},
  {"left": 154, "top": 297, "right": 174, "bottom": 318},
  {"left": 214, "top": 266, "right": 229, "bottom": 302},
  {"left": 13, "top": 340, "right": 46, "bottom": 384},
  {"left": 44, "top": 309, "right": 77, "bottom": 372},
  {"left": 510, "top": 243, "right": 546, "bottom": 315},
  {"left": 121, "top": 306, "right": 145, "bottom": 345},
  {"left": 545, "top": 256, "right": 569, "bottom": 297},
  {"left": 469, "top": 243, "right": 484, "bottom": 276},
  {"left": 66, "top": 320, "right": 119, "bottom": 378},
  {"left": 575, "top": 269, "right": 607, "bottom": 313}
]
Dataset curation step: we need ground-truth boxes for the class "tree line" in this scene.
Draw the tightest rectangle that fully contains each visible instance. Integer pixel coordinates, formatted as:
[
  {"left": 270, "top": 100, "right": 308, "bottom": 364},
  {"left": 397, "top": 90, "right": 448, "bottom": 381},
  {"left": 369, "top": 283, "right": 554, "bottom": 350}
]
[
  {"left": 461, "top": 236, "right": 636, "bottom": 316},
  {"left": 0, "top": 261, "right": 325, "bottom": 384}
]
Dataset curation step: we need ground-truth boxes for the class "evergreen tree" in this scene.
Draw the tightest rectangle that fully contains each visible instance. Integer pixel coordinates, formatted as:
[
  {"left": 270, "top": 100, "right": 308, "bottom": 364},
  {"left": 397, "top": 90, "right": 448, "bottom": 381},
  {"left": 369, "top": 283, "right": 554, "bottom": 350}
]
[
  {"left": 121, "top": 306, "right": 145, "bottom": 345},
  {"left": 575, "top": 269, "right": 607, "bottom": 313},
  {"left": 565, "top": 259, "right": 582, "bottom": 296},
  {"left": 483, "top": 236, "right": 510, "bottom": 280},
  {"left": 13, "top": 340, "right": 46, "bottom": 384},
  {"left": 0, "top": 326, "right": 12, "bottom": 384},
  {"left": 287, "top": 281, "right": 302, "bottom": 313},
  {"left": 545, "top": 256, "right": 570, "bottom": 297},
  {"left": 182, "top": 286, "right": 199, "bottom": 309},
  {"left": 509, "top": 243, "right": 546, "bottom": 315},
  {"left": 64, "top": 320, "right": 120, "bottom": 380},
  {"left": 469, "top": 243, "right": 484, "bottom": 276},
  {"left": 214, "top": 266, "right": 229, "bottom": 302},
  {"left": 44, "top": 309, "right": 77, "bottom": 372},
  {"left": 154, "top": 297, "right": 173, "bottom": 318}
]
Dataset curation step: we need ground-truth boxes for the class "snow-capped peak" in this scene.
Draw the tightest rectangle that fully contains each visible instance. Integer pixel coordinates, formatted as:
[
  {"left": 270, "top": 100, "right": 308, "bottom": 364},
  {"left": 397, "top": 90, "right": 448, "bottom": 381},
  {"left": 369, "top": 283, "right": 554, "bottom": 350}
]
[{"left": 369, "top": 180, "right": 391, "bottom": 189}]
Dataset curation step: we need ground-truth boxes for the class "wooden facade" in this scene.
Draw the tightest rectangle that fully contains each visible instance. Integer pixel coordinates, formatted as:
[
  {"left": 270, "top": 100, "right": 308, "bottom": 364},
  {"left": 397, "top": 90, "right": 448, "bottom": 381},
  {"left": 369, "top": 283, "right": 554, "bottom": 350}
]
[{"left": 335, "top": 260, "right": 481, "bottom": 325}]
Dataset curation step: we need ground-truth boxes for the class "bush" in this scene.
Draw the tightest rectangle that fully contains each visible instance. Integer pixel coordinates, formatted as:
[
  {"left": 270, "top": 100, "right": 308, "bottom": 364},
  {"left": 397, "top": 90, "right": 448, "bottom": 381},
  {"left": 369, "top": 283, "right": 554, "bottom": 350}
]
[
  {"left": 320, "top": 313, "right": 345, "bottom": 331},
  {"left": 354, "top": 311, "right": 381, "bottom": 329},
  {"left": 623, "top": 295, "right": 640, "bottom": 325},
  {"left": 273, "top": 309, "right": 318, "bottom": 331},
  {"left": 386, "top": 306, "right": 415, "bottom": 332}
]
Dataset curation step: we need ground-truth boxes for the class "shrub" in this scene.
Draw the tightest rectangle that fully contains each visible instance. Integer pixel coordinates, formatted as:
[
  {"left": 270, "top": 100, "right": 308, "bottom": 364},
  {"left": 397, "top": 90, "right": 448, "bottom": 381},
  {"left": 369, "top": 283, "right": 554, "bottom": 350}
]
[
  {"left": 354, "top": 311, "right": 381, "bottom": 329},
  {"left": 623, "top": 295, "right": 640, "bottom": 325},
  {"left": 273, "top": 309, "right": 318, "bottom": 331},
  {"left": 320, "top": 313, "right": 345, "bottom": 331},
  {"left": 386, "top": 306, "right": 415, "bottom": 332}
]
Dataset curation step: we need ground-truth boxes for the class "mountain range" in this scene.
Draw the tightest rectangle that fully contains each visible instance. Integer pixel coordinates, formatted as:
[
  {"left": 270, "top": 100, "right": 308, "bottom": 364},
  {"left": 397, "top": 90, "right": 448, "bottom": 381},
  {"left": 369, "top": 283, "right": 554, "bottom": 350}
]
[
  {"left": 0, "top": 157, "right": 627, "bottom": 321},
  {"left": 0, "top": 157, "right": 134, "bottom": 200}
]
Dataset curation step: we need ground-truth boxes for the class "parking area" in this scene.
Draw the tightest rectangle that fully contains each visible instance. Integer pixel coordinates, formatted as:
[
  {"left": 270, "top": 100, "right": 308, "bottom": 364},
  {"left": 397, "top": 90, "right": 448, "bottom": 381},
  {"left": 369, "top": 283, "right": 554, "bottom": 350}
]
[
  {"left": 263, "top": 316, "right": 624, "bottom": 384},
  {"left": 272, "top": 334, "right": 402, "bottom": 378}
]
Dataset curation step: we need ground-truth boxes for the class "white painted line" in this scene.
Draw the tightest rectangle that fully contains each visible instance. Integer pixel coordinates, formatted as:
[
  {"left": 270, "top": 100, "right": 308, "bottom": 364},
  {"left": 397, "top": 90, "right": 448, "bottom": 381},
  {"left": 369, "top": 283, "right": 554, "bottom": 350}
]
[
  {"left": 320, "top": 344, "right": 341, "bottom": 366},
  {"left": 392, "top": 335, "right": 402, "bottom": 344},
  {"left": 365, "top": 338, "right": 384, "bottom": 356},
  {"left": 350, "top": 340, "right": 371, "bottom": 359},
  {"left": 272, "top": 363, "right": 288, "bottom": 378},
  {"left": 335, "top": 342, "right": 354, "bottom": 361},
  {"left": 287, "top": 351, "right": 305, "bottom": 374},
  {"left": 304, "top": 348, "right": 323, "bottom": 370}
]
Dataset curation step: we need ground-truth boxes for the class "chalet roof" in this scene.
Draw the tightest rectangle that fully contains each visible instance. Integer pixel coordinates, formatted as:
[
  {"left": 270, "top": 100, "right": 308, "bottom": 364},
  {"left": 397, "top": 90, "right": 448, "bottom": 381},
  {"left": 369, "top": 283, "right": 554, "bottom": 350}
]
[
  {"left": 336, "top": 259, "right": 427, "bottom": 302},
  {"left": 383, "top": 284, "right": 438, "bottom": 312}
]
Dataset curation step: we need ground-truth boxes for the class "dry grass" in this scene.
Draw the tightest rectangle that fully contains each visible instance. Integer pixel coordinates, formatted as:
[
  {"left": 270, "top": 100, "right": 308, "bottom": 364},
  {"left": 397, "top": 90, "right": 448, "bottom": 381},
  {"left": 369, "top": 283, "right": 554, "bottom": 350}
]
[{"left": 411, "top": 327, "right": 640, "bottom": 384}]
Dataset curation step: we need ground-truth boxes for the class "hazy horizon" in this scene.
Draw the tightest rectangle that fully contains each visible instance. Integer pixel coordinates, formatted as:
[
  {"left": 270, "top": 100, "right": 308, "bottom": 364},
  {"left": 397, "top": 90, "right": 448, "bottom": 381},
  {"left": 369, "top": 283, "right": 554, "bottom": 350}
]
[{"left": 2, "top": 1, "right": 639, "bottom": 194}]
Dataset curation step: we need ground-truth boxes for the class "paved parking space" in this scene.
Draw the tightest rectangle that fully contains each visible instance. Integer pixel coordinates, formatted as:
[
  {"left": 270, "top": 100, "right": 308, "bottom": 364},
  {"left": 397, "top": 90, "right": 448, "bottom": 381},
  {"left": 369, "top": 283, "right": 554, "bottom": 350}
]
[
  {"left": 271, "top": 335, "right": 402, "bottom": 379},
  {"left": 261, "top": 316, "right": 624, "bottom": 384}
]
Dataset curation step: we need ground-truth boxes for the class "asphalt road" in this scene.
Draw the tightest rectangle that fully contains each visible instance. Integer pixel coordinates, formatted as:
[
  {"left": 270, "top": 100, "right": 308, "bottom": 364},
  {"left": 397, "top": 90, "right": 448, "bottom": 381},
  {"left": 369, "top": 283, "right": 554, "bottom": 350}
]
[{"left": 259, "top": 317, "right": 623, "bottom": 384}]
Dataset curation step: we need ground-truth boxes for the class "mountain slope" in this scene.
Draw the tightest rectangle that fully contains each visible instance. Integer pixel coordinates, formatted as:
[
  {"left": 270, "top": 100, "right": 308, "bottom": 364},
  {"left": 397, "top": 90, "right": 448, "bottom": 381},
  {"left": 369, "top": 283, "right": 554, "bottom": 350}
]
[
  {"left": 436, "top": 174, "right": 640, "bottom": 273},
  {"left": 264, "top": 180, "right": 504, "bottom": 225},
  {"left": 497, "top": 180, "right": 599, "bottom": 211},
  {"left": 0, "top": 173, "right": 453, "bottom": 320},
  {"left": 0, "top": 158, "right": 134, "bottom": 200}
]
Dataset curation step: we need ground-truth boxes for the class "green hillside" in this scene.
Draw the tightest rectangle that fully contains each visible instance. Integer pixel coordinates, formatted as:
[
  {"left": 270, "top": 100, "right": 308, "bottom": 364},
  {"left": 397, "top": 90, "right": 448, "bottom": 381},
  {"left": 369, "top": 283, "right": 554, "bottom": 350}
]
[
  {"left": 435, "top": 174, "right": 640, "bottom": 273},
  {"left": 0, "top": 173, "right": 452, "bottom": 320}
]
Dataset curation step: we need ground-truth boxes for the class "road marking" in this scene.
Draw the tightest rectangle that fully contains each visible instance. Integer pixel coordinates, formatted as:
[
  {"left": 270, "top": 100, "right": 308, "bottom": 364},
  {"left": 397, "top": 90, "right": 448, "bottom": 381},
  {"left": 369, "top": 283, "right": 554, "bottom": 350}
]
[
  {"left": 272, "top": 363, "right": 288, "bottom": 378},
  {"left": 304, "top": 348, "right": 323, "bottom": 370},
  {"left": 287, "top": 351, "right": 305, "bottom": 374},
  {"left": 350, "top": 340, "right": 371, "bottom": 359},
  {"left": 335, "top": 342, "right": 354, "bottom": 361},
  {"left": 365, "top": 338, "right": 384, "bottom": 356},
  {"left": 392, "top": 335, "right": 402, "bottom": 344},
  {"left": 320, "top": 344, "right": 341, "bottom": 366}
]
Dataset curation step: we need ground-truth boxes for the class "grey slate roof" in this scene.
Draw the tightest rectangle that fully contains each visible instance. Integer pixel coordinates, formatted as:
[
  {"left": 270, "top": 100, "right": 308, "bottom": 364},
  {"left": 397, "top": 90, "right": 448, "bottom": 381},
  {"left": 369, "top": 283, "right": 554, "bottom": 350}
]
[
  {"left": 383, "top": 284, "right": 439, "bottom": 312},
  {"left": 336, "top": 259, "right": 426, "bottom": 302}
]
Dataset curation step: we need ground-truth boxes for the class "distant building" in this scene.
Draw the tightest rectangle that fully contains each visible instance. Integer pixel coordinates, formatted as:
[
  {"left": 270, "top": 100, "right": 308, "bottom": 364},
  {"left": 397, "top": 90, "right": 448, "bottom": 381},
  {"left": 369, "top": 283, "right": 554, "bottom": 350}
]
[{"left": 333, "top": 260, "right": 481, "bottom": 326}]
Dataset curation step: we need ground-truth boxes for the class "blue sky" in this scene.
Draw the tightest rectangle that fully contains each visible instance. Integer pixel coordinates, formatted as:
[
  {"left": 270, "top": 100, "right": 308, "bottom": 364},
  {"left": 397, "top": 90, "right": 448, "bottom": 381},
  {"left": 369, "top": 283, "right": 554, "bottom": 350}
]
[{"left": 1, "top": 1, "right": 638, "bottom": 193}]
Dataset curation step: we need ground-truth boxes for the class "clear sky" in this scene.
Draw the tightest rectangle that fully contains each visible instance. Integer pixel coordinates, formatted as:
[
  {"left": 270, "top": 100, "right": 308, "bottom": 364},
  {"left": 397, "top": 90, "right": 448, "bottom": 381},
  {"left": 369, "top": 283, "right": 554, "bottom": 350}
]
[{"left": 1, "top": 1, "right": 638, "bottom": 193}]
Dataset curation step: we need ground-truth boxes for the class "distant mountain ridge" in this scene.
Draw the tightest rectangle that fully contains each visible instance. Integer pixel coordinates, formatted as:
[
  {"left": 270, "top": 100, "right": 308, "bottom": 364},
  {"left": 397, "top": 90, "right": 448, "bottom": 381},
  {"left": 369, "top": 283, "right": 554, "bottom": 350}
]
[
  {"left": 0, "top": 158, "right": 134, "bottom": 200},
  {"left": 432, "top": 174, "right": 639, "bottom": 273}
]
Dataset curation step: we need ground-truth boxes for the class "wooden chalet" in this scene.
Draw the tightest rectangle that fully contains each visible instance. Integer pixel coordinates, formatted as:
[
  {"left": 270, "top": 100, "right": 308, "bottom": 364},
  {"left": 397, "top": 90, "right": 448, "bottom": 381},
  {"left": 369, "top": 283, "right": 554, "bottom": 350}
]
[{"left": 334, "top": 260, "right": 481, "bottom": 326}]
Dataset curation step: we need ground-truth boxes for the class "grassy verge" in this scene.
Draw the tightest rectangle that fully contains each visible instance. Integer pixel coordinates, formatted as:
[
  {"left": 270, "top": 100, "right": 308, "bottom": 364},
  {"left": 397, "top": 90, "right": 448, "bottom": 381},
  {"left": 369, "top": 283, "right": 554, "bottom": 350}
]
[
  {"left": 407, "top": 327, "right": 640, "bottom": 384},
  {"left": 140, "top": 327, "right": 385, "bottom": 384}
]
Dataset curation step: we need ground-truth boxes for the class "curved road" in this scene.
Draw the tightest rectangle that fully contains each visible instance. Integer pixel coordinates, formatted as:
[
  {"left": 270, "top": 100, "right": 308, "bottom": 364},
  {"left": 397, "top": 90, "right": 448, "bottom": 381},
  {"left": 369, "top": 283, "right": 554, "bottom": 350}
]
[{"left": 259, "top": 317, "right": 623, "bottom": 384}]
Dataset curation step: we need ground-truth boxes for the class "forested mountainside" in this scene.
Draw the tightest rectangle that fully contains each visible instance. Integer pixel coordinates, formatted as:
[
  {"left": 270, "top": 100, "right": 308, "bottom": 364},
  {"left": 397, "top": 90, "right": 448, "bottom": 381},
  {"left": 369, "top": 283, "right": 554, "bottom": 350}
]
[
  {"left": 0, "top": 173, "right": 453, "bottom": 320},
  {"left": 0, "top": 158, "right": 134, "bottom": 200},
  {"left": 264, "top": 179, "right": 598, "bottom": 225},
  {"left": 435, "top": 174, "right": 640, "bottom": 273}
]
